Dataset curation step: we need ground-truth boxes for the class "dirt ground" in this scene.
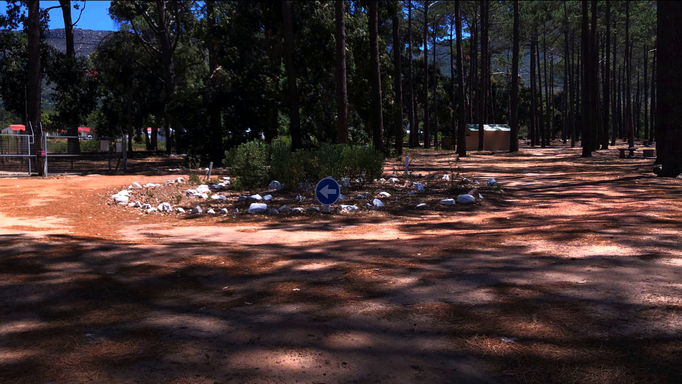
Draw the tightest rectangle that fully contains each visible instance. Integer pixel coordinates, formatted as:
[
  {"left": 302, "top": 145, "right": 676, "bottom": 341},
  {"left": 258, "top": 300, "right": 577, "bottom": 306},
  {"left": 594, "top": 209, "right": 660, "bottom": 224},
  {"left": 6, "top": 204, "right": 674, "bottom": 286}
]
[{"left": 1, "top": 144, "right": 682, "bottom": 384}]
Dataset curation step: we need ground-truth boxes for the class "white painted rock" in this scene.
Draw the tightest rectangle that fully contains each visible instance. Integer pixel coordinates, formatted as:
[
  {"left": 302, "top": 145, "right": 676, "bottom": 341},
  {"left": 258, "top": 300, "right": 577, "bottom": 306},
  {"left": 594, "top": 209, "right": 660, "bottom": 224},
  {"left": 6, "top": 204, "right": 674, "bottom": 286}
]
[
  {"left": 237, "top": 196, "right": 247, "bottom": 202},
  {"left": 176, "top": 208, "right": 186, "bottom": 213},
  {"left": 486, "top": 178, "right": 497, "bottom": 186},
  {"left": 339, "top": 204, "right": 358, "bottom": 212},
  {"left": 267, "top": 208, "right": 279, "bottom": 215},
  {"left": 307, "top": 206, "right": 320, "bottom": 212},
  {"left": 373, "top": 198, "right": 385, "bottom": 207},
  {"left": 279, "top": 205, "right": 291, "bottom": 214},
  {"left": 196, "top": 185, "right": 210, "bottom": 193},
  {"left": 130, "top": 182, "right": 142, "bottom": 189},
  {"left": 185, "top": 189, "right": 197, "bottom": 196},
  {"left": 192, "top": 206, "right": 203, "bottom": 214},
  {"left": 388, "top": 177, "right": 399, "bottom": 183},
  {"left": 248, "top": 203, "right": 267, "bottom": 214},
  {"left": 440, "top": 199, "right": 455, "bottom": 205},
  {"left": 442, "top": 175, "right": 450, "bottom": 181},
  {"left": 176, "top": 177, "right": 184, "bottom": 183},
  {"left": 165, "top": 180, "right": 175, "bottom": 185},
  {"left": 195, "top": 193, "right": 208, "bottom": 199},
  {"left": 210, "top": 184, "right": 222, "bottom": 190},
  {"left": 143, "top": 183, "right": 161, "bottom": 188},
  {"left": 263, "top": 194, "right": 273, "bottom": 201},
  {"left": 207, "top": 208, "right": 216, "bottom": 214},
  {"left": 379, "top": 178, "right": 386, "bottom": 182},
  {"left": 417, "top": 203, "right": 427, "bottom": 208},
  {"left": 292, "top": 207, "right": 305, "bottom": 214},
  {"left": 268, "top": 180, "right": 282, "bottom": 191},
  {"left": 340, "top": 178, "right": 350, "bottom": 187},
  {"left": 457, "top": 194, "right": 476, "bottom": 204},
  {"left": 379, "top": 192, "right": 391, "bottom": 198},
  {"left": 141, "top": 204, "right": 152, "bottom": 210},
  {"left": 250, "top": 194, "right": 263, "bottom": 201},
  {"left": 211, "top": 195, "right": 227, "bottom": 200},
  {"left": 298, "top": 181, "right": 312, "bottom": 191},
  {"left": 146, "top": 208, "right": 157, "bottom": 214},
  {"left": 295, "top": 195, "right": 305, "bottom": 202},
  {"left": 233, "top": 208, "right": 239, "bottom": 214},
  {"left": 356, "top": 194, "right": 366, "bottom": 199},
  {"left": 220, "top": 208, "right": 229, "bottom": 214},
  {"left": 220, "top": 181, "right": 231, "bottom": 187},
  {"left": 414, "top": 183, "right": 425, "bottom": 192},
  {"left": 128, "top": 202, "right": 136, "bottom": 207},
  {"left": 112, "top": 194, "right": 129, "bottom": 205},
  {"left": 118, "top": 190, "right": 131, "bottom": 197},
  {"left": 157, "top": 202, "right": 173, "bottom": 212}
]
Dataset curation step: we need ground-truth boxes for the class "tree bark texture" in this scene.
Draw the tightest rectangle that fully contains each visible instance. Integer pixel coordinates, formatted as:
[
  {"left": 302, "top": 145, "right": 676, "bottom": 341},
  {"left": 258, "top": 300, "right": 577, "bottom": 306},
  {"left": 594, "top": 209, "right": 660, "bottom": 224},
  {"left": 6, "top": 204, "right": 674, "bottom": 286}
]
[
  {"left": 369, "top": 1, "right": 384, "bottom": 151},
  {"left": 282, "top": 0, "right": 302, "bottom": 150},
  {"left": 456, "top": 0, "right": 467, "bottom": 157},
  {"left": 392, "top": 8, "right": 403, "bottom": 154},
  {"left": 509, "top": 0, "right": 520, "bottom": 152},
  {"left": 335, "top": 0, "right": 348, "bottom": 144},
  {"left": 657, "top": 1, "right": 682, "bottom": 176}
]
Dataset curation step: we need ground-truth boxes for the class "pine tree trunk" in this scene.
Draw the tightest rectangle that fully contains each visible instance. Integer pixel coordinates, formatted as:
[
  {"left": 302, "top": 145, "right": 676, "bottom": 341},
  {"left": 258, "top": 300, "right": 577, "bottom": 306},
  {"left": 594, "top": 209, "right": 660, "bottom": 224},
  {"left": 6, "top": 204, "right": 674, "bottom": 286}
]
[
  {"left": 657, "top": 1, "right": 682, "bottom": 175},
  {"left": 561, "top": 0, "right": 572, "bottom": 145},
  {"left": 207, "top": 0, "right": 222, "bottom": 161},
  {"left": 335, "top": 0, "right": 348, "bottom": 144},
  {"left": 456, "top": 0, "right": 467, "bottom": 157},
  {"left": 369, "top": 1, "right": 384, "bottom": 151},
  {"left": 470, "top": 20, "right": 478, "bottom": 125},
  {"left": 530, "top": 39, "right": 536, "bottom": 147},
  {"left": 537, "top": 39, "right": 545, "bottom": 148},
  {"left": 393, "top": 9, "right": 403, "bottom": 154},
  {"left": 590, "top": 0, "right": 599, "bottom": 152},
  {"left": 450, "top": 15, "right": 456, "bottom": 144},
  {"left": 611, "top": 14, "right": 617, "bottom": 146},
  {"left": 432, "top": 17, "right": 438, "bottom": 148},
  {"left": 650, "top": 44, "right": 656, "bottom": 143},
  {"left": 423, "top": 1, "right": 430, "bottom": 148},
  {"left": 408, "top": 1, "right": 416, "bottom": 148},
  {"left": 543, "top": 29, "right": 550, "bottom": 146},
  {"left": 510, "top": 0, "right": 520, "bottom": 152},
  {"left": 28, "top": 0, "right": 43, "bottom": 175},
  {"left": 602, "top": 0, "right": 610, "bottom": 149},
  {"left": 282, "top": 0, "right": 302, "bottom": 151},
  {"left": 478, "top": 0, "right": 487, "bottom": 151},
  {"left": 625, "top": 2, "right": 634, "bottom": 149},
  {"left": 581, "top": 0, "right": 591, "bottom": 157},
  {"left": 643, "top": 44, "right": 649, "bottom": 143},
  {"left": 568, "top": 32, "right": 578, "bottom": 148}
]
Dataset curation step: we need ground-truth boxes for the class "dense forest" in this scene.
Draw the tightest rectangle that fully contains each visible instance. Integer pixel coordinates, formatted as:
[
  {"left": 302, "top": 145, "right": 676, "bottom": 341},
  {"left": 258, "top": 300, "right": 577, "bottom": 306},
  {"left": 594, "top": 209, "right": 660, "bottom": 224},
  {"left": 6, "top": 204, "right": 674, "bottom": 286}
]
[{"left": 0, "top": 0, "right": 680, "bottom": 176}]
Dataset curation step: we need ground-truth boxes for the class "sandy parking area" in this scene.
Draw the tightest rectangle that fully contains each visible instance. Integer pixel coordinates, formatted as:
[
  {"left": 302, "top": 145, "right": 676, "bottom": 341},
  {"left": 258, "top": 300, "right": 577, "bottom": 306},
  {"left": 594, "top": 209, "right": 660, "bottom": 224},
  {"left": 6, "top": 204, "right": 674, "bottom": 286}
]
[{"left": 1, "top": 145, "right": 681, "bottom": 383}]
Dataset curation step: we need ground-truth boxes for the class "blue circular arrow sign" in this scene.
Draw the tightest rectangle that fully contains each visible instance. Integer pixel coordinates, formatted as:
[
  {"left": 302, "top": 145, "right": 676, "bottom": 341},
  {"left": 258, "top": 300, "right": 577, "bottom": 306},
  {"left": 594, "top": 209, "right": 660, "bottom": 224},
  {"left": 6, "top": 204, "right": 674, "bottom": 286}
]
[{"left": 315, "top": 177, "right": 341, "bottom": 206}]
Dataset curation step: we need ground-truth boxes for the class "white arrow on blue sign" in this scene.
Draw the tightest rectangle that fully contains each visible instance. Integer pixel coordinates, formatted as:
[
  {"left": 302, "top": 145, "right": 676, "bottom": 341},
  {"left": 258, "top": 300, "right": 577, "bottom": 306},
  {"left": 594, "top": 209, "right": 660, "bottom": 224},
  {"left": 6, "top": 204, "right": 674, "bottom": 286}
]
[{"left": 315, "top": 177, "right": 341, "bottom": 206}]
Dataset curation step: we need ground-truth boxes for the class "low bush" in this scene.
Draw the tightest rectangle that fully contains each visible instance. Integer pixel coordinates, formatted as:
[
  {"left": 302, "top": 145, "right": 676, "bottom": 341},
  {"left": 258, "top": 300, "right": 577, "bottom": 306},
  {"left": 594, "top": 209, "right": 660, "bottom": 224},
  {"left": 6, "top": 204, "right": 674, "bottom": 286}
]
[
  {"left": 223, "top": 140, "right": 270, "bottom": 190},
  {"left": 224, "top": 140, "right": 385, "bottom": 190}
]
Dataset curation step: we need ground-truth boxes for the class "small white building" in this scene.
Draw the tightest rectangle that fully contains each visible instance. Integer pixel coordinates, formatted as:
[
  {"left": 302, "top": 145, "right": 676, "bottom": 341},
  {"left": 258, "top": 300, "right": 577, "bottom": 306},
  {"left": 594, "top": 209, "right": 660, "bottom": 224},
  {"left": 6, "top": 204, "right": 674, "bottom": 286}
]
[{"left": 1, "top": 125, "right": 25, "bottom": 135}]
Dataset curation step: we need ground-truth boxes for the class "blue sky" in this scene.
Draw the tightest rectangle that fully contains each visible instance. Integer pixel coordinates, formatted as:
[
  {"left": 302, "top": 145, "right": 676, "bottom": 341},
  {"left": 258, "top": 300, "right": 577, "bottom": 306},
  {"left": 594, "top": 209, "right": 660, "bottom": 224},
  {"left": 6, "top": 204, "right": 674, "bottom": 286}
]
[
  {"left": 43, "top": 0, "right": 116, "bottom": 31},
  {"left": 1, "top": 0, "right": 116, "bottom": 31}
]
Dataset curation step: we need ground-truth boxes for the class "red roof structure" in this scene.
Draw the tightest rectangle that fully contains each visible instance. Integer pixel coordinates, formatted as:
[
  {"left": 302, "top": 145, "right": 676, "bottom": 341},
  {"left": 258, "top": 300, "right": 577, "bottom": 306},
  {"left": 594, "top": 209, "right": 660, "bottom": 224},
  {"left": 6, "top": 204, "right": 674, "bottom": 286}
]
[
  {"left": 9, "top": 124, "right": 25, "bottom": 131},
  {"left": 78, "top": 127, "right": 91, "bottom": 133}
]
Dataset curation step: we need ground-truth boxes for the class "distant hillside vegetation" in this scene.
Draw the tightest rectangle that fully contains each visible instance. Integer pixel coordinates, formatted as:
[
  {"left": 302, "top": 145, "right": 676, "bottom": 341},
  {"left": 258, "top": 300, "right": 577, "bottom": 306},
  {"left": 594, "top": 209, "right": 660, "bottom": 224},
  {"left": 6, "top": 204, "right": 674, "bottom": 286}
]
[{"left": 47, "top": 28, "right": 113, "bottom": 57}]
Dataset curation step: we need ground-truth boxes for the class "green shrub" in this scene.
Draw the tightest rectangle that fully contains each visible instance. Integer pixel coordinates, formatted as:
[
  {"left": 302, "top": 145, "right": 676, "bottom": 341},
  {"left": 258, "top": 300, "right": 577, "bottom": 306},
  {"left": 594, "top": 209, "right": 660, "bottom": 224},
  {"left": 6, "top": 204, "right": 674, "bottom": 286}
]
[
  {"left": 224, "top": 140, "right": 269, "bottom": 190},
  {"left": 341, "top": 145, "right": 384, "bottom": 181},
  {"left": 225, "top": 140, "right": 385, "bottom": 191},
  {"left": 81, "top": 139, "right": 101, "bottom": 153}
]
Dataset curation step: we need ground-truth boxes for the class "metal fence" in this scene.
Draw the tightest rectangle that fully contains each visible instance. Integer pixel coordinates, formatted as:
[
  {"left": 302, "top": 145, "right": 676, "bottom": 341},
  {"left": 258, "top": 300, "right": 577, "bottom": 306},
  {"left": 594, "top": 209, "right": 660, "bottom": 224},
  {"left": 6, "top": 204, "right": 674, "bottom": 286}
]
[
  {"left": 0, "top": 134, "right": 33, "bottom": 176},
  {"left": 44, "top": 135, "right": 126, "bottom": 175}
]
